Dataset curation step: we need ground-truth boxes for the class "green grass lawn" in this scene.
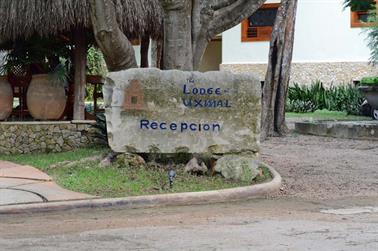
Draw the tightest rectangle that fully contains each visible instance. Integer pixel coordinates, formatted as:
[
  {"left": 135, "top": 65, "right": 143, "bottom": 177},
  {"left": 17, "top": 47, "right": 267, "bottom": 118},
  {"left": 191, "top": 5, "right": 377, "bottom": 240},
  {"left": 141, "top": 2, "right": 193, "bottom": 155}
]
[
  {"left": 0, "top": 148, "right": 271, "bottom": 198},
  {"left": 0, "top": 147, "right": 108, "bottom": 171},
  {"left": 286, "top": 109, "right": 372, "bottom": 121}
]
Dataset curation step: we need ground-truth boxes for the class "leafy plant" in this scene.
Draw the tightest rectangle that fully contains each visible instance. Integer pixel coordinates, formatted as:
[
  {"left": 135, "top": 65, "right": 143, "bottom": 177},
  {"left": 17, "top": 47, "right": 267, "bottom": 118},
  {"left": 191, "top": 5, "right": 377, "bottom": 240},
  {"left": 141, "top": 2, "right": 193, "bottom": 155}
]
[
  {"left": 326, "top": 85, "right": 364, "bottom": 115},
  {"left": 1, "top": 36, "right": 71, "bottom": 75},
  {"left": 87, "top": 47, "right": 107, "bottom": 76},
  {"left": 366, "top": 25, "right": 378, "bottom": 65},
  {"left": 286, "top": 100, "right": 316, "bottom": 113},
  {"left": 343, "top": 0, "right": 376, "bottom": 11},
  {"left": 361, "top": 76, "right": 378, "bottom": 85},
  {"left": 85, "top": 47, "right": 107, "bottom": 101},
  {"left": 287, "top": 81, "right": 364, "bottom": 115},
  {"left": 91, "top": 113, "right": 108, "bottom": 145},
  {"left": 288, "top": 81, "right": 327, "bottom": 111}
]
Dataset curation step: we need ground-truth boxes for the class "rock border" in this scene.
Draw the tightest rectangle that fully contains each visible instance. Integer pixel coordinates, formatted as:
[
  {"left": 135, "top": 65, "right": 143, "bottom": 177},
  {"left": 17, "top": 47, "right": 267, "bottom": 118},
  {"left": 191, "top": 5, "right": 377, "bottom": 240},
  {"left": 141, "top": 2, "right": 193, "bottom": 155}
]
[{"left": 0, "top": 164, "right": 281, "bottom": 215}]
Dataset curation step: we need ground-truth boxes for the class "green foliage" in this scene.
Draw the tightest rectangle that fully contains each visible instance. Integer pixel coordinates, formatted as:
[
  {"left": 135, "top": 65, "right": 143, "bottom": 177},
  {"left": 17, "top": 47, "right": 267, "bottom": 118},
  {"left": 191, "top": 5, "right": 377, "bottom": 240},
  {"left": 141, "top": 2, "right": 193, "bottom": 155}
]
[
  {"left": 286, "top": 100, "right": 316, "bottom": 113},
  {"left": 0, "top": 149, "right": 271, "bottom": 198},
  {"left": 49, "top": 162, "right": 255, "bottom": 198},
  {"left": 1, "top": 36, "right": 71, "bottom": 75},
  {"left": 86, "top": 47, "right": 107, "bottom": 76},
  {"left": 0, "top": 148, "right": 107, "bottom": 171},
  {"left": 326, "top": 85, "right": 365, "bottom": 115},
  {"left": 287, "top": 81, "right": 327, "bottom": 112},
  {"left": 91, "top": 113, "right": 108, "bottom": 145},
  {"left": 343, "top": 0, "right": 376, "bottom": 11},
  {"left": 85, "top": 47, "right": 107, "bottom": 101},
  {"left": 361, "top": 76, "right": 378, "bottom": 85},
  {"left": 366, "top": 26, "right": 378, "bottom": 65},
  {"left": 47, "top": 63, "right": 69, "bottom": 85},
  {"left": 287, "top": 81, "right": 364, "bottom": 115}
]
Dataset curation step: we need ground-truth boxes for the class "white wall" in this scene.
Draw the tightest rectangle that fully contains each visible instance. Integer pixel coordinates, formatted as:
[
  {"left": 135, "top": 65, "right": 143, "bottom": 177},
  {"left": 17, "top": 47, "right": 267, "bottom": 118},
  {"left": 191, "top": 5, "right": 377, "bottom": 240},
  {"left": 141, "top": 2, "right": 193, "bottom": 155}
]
[
  {"left": 199, "top": 40, "right": 222, "bottom": 72},
  {"left": 222, "top": 0, "right": 372, "bottom": 64}
]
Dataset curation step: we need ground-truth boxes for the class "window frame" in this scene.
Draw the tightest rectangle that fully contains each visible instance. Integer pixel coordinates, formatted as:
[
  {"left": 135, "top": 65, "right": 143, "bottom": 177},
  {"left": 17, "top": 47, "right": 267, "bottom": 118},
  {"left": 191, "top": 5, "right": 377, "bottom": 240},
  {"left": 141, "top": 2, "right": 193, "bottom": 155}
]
[
  {"left": 241, "top": 3, "right": 280, "bottom": 42},
  {"left": 351, "top": 1, "right": 377, "bottom": 28}
]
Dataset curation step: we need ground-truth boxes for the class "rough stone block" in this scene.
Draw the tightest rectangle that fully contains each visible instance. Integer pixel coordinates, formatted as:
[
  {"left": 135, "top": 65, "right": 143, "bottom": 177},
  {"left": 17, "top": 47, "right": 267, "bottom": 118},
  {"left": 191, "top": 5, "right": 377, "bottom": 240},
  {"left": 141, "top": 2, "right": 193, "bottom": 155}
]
[{"left": 104, "top": 68, "right": 261, "bottom": 154}]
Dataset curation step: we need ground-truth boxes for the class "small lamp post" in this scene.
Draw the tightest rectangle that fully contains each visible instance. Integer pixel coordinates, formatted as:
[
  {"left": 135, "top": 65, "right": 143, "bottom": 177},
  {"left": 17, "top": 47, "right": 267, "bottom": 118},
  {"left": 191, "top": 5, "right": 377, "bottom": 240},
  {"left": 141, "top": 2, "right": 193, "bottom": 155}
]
[{"left": 168, "top": 170, "right": 176, "bottom": 188}]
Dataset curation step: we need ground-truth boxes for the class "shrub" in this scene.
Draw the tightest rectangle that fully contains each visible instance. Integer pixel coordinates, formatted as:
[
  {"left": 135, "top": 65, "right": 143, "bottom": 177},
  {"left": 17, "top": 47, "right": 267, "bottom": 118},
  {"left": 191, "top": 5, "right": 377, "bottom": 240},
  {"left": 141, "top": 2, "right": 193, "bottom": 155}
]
[
  {"left": 287, "top": 81, "right": 364, "bottom": 115},
  {"left": 361, "top": 76, "right": 378, "bottom": 86},
  {"left": 91, "top": 113, "right": 108, "bottom": 146},
  {"left": 287, "top": 81, "right": 327, "bottom": 112},
  {"left": 286, "top": 100, "right": 316, "bottom": 113},
  {"left": 326, "top": 85, "right": 364, "bottom": 115}
]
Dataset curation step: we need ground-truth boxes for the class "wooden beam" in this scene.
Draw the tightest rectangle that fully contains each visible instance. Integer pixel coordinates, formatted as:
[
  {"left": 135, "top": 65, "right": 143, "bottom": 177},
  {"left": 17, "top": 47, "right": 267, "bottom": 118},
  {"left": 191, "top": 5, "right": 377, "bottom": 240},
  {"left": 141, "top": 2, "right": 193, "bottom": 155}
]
[
  {"left": 73, "top": 27, "right": 87, "bottom": 120},
  {"left": 140, "top": 36, "right": 150, "bottom": 68}
]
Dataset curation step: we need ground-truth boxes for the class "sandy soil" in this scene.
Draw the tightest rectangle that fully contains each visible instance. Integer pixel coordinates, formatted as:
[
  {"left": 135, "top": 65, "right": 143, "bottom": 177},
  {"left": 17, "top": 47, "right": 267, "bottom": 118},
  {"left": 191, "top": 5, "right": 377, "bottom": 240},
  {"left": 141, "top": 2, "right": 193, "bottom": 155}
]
[{"left": 262, "top": 133, "right": 378, "bottom": 199}]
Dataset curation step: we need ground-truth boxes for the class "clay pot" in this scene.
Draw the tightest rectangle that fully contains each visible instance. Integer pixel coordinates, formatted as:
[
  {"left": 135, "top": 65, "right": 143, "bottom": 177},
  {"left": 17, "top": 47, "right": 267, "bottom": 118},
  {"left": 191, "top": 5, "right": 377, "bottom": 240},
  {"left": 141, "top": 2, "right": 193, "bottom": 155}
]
[
  {"left": 27, "top": 74, "right": 67, "bottom": 120},
  {"left": 0, "top": 76, "right": 13, "bottom": 121}
]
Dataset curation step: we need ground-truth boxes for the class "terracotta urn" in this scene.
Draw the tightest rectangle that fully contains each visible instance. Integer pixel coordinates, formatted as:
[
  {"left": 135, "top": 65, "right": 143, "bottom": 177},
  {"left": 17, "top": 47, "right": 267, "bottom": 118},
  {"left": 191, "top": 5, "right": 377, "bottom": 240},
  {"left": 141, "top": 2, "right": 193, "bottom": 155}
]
[
  {"left": 0, "top": 76, "right": 13, "bottom": 121},
  {"left": 27, "top": 74, "right": 67, "bottom": 120}
]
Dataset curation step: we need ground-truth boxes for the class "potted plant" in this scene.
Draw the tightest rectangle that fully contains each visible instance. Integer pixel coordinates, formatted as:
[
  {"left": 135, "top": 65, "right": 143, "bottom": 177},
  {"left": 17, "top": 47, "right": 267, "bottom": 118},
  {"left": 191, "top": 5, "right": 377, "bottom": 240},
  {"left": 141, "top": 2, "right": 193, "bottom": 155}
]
[
  {"left": 359, "top": 76, "right": 378, "bottom": 120},
  {"left": 2, "top": 36, "right": 70, "bottom": 120}
]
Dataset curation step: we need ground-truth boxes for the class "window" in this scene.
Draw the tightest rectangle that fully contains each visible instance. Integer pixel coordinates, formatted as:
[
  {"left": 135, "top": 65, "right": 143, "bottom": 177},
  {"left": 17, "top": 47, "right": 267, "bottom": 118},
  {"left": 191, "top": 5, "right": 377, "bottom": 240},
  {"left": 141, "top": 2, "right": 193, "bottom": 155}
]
[
  {"left": 351, "top": 10, "right": 376, "bottom": 27},
  {"left": 351, "top": 1, "right": 376, "bottom": 27},
  {"left": 241, "top": 3, "right": 280, "bottom": 42}
]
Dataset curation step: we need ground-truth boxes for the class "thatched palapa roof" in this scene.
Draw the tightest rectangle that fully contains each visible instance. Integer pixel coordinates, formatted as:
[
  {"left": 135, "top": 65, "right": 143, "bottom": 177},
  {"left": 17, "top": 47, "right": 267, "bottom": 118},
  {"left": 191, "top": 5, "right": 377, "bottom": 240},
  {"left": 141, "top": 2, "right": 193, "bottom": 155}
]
[{"left": 0, "top": 0, "right": 163, "bottom": 44}]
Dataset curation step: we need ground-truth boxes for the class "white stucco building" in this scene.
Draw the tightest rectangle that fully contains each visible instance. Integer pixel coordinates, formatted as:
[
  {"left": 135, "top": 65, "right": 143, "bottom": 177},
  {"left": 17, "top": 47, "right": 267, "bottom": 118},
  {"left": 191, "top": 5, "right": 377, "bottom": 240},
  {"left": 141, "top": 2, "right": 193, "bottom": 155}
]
[{"left": 200, "top": 0, "right": 378, "bottom": 85}]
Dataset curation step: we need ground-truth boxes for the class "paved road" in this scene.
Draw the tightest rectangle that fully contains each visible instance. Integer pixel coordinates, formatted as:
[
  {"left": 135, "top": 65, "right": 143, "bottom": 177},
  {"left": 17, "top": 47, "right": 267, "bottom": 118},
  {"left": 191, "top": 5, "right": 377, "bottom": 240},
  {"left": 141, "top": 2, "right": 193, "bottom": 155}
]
[{"left": 0, "top": 197, "right": 377, "bottom": 251}]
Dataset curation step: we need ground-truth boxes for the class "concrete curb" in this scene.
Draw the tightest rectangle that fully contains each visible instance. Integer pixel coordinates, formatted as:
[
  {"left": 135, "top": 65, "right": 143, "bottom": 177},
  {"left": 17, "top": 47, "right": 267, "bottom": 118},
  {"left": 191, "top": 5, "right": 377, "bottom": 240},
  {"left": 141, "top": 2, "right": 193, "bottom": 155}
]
[
  {"left": 295, "top": 121, "right": 378, "bottom": 140},
  {"left": 0, "top": 164, "right": 281, "bottom": 215}
]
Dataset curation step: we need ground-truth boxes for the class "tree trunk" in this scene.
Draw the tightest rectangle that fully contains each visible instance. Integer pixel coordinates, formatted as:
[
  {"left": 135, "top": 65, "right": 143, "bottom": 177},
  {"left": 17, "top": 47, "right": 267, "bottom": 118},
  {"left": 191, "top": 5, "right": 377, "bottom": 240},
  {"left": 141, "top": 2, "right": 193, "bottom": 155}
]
[
  {"left": 151, "top": 39, "right": 164, "bottom": 69},
  {"left": 89, "top": 0, "right": 137, "bottom": 71},
  {"left": 160, "top": 0, "right": 193, "bottom": 70},
  {"left": 73, "top": 27, "right": 87, "bottom": 120},
  {"left": 261, "top": 0, "right": 298, "bottom": 140},
  {"left": 89, "top": 0, "right": 266, "bottom": 72}
]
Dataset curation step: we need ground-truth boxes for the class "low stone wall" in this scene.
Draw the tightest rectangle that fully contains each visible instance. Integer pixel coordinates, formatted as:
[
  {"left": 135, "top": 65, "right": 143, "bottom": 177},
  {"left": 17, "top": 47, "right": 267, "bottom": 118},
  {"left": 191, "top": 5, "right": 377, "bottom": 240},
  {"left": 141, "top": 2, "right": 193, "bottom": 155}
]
[
  {"left": 0, "top": 121, "right": 101, "bottom": 154},
  {"left": 221, "top": 62, "right": 378, "bottom": 86},
  {"left": 295, "top": 121, "right": 378, "bottom": 140}
]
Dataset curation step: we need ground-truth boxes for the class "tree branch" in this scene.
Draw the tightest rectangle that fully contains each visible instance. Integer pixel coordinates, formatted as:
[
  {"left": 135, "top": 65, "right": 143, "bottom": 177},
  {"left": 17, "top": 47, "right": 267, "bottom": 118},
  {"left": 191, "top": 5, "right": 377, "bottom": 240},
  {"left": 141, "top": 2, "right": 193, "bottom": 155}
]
[
  {"left": 89, "top": 0, "right": 137, "bottom": 71},
  {"left": 210, "top": 0, "right": 238, "bottom": 11},
  {"left": 208, "top": 0, "right": 266, "bottom": 37}
]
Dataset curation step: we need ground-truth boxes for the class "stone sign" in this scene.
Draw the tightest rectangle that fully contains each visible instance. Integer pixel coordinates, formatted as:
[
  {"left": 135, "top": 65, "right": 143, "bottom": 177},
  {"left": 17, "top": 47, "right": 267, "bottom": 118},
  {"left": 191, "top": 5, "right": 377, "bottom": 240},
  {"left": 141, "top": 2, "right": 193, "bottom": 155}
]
[{"left": 104, "top": 69, "right": 261, "bottom": 155}]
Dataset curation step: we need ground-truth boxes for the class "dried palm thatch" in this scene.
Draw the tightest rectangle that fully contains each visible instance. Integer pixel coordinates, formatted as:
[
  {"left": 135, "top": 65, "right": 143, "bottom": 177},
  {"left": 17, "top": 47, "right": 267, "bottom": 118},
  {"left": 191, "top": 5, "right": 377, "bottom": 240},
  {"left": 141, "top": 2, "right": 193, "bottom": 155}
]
[{"left": 0, "top": 0, "right": 163, "bottom": 44}]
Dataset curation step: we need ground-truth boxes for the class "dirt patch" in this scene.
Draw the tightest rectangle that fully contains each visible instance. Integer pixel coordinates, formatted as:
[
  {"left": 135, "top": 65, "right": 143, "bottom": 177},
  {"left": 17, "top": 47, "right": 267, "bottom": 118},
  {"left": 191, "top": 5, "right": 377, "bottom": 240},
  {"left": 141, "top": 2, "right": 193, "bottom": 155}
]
[{"left": 261, "top": 133, "right": 378, "bottom": 200}]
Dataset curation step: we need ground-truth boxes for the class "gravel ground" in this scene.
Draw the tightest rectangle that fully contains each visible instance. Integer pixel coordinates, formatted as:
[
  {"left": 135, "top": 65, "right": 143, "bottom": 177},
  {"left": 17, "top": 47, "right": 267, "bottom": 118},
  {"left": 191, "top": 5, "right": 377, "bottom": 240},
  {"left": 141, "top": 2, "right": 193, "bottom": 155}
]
[{"left": 261, "top": 133, "right": 378, "bottom": 199}]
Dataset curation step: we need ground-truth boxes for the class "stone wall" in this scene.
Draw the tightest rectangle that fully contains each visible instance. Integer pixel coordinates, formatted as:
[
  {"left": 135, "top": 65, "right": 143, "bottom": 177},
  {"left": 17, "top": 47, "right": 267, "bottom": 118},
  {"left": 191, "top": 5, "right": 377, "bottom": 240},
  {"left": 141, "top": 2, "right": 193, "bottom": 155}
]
[
  {"left": 0, "top": 121, "right": 101, "bottom": 154},
  {"left": 221, "top": 62, "right": 378, "bottom": 87}
]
